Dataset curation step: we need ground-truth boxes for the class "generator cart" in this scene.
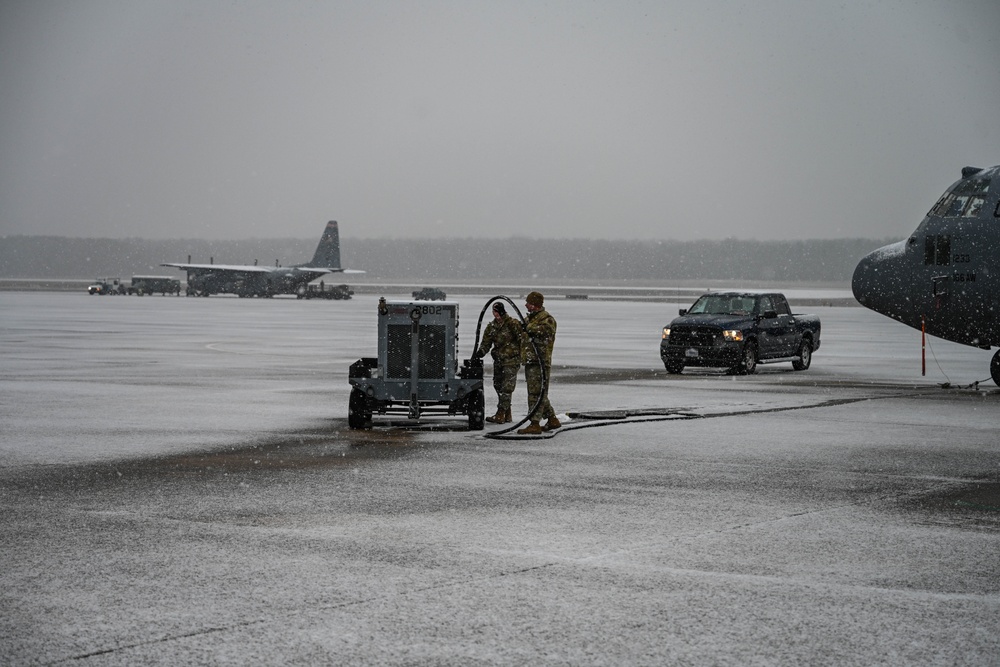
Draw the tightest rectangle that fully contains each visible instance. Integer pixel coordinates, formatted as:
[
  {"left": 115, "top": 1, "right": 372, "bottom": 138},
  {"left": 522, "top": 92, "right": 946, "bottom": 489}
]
[{"left": 348, "top": 298, "right": 485, "bottom": 430}]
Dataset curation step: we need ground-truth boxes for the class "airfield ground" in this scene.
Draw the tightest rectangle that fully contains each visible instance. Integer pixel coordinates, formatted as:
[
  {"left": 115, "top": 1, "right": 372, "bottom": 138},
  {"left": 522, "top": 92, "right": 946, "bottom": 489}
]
[{"left": 1, "top": 292, "right": 997, "bottom": 665}]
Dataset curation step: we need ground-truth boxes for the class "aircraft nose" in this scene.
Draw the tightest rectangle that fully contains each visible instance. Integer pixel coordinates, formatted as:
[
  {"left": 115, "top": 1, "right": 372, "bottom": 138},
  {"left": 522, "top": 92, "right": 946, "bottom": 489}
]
[
  {"left": 851, "top": 253, "right": 878, "bottom": 306},
  {"left": 852, "top": 240, "right": 909, "bottom": 318}
]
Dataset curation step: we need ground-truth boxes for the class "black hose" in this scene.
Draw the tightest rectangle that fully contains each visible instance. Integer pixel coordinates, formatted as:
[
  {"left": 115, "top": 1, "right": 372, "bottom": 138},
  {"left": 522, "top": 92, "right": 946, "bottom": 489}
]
[{"left": 470, "top": 295, "right": 547, "bottom": 437}]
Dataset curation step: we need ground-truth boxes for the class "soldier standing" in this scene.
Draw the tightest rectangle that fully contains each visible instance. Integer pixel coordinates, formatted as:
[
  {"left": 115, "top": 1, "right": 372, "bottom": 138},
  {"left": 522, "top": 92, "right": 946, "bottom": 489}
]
[
  {"left": 518, "top": 291, "right": 560, "bottom": 434},
  {"left": 475, "top": 302, "right": 522, "bottom": 424}
]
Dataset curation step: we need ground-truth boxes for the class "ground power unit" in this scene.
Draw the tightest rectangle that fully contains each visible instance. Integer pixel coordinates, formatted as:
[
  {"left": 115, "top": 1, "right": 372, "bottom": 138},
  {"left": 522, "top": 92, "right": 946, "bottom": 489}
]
[{"left": 349, "top": 298, "right": 485, "bottom": 429}]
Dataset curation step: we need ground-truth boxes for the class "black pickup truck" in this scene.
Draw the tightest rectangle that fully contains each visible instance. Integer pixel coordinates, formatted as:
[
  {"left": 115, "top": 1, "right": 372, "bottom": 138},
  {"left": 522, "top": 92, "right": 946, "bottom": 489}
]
[{"left": 660, "top": 292, "right": 821, "bottom": 374}]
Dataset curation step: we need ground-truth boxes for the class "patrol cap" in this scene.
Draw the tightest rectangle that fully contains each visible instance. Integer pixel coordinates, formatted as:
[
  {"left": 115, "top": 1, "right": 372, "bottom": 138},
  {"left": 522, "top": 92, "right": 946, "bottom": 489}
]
[
  {"left": 493, "top": 302, "right": 506, "bottom": 315},
  {"left": 526, "top": 291, "right": 544, "bottom": 307}
]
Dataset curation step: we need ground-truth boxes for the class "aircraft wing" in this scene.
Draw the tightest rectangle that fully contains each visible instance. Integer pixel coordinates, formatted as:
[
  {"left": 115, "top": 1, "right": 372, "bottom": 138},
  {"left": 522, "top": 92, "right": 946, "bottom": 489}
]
[
  {"left": 295, "top": 267, "right": 367, "bottom": 275},
  {"left": 161, "top": 263, "right": 273, "bottom": 273},
  {"left": 162, "top": 263, "right": 365, "bottom": 275}
]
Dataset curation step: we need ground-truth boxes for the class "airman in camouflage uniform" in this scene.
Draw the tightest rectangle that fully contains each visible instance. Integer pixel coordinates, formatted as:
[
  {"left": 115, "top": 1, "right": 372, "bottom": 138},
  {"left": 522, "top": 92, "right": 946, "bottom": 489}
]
[
  {"left": 518, "top": 291, "right": 560, "bottom": 435},
  {"left": 475, "top": 302, "right": 523, "bottom": 424}
]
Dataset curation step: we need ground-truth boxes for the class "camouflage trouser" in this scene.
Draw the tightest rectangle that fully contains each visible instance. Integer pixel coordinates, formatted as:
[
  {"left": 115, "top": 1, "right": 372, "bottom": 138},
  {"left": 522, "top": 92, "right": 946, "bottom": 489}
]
[
  {"left": 524, "top": 362, "right": 555, "bottom": 422},
  {"left": 492, "top": 360, "right": 520, "bottom": 412}
]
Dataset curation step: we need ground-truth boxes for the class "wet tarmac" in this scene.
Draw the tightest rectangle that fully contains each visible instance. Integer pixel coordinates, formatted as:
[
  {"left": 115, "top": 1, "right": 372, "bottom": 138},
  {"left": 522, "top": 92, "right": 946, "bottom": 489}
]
[{"left": 1, "top": 292, "right": 998, "bottom": 665}]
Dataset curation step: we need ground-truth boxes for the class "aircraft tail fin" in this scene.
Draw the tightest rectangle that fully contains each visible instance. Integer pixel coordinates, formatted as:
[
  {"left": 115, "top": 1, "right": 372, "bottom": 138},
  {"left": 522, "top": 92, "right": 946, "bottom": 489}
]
[{"left": 307, "top": 221, "right": 342, "bottom": 269}]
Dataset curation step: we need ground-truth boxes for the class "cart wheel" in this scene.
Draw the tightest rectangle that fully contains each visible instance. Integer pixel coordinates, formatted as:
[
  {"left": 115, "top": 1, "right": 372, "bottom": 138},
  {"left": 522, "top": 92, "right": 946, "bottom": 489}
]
[
  {"left": 348, "top": 388, "right": 372, "bottom": 430},
  {"left": 467, "top": 389, "right": 485, "bottom": 430}
]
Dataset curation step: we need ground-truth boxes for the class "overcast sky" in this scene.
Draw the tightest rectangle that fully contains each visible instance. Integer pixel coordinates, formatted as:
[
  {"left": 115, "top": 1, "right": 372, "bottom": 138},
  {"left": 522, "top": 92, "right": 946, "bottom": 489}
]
[{"left": 1, "top": 1, "right": 998, "bottom": 242}]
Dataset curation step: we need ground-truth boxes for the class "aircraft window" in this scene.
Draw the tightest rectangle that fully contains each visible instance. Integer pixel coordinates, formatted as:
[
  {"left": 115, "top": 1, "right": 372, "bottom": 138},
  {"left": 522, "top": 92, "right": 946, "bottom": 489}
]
[
  {"left": 945, "top": 196, "right": 970, "bottom": 217},
  {"left": 929, "top": 193, "right": 949, "bottom": 217},
  {"left": 965, "top": 197, "right": 985, "bottom": 218},
  {"left": 924, "top": 237, "right": 935, "bottom": 265},
  {"left": 931, "top": 194, "right": 959, "bottom": 217},
  {"left": 995, "top": 201, "right": 1000, "bottom": 218},
  {"left": 931, "top": 179, "right": 992, "bottom": 218}
]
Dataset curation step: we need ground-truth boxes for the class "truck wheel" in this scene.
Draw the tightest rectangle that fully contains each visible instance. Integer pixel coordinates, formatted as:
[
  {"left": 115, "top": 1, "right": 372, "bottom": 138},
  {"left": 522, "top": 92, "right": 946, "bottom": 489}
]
[
  {"left": 792, "top": 339, "right": 812, "bottom": 371},
  {"left": 991, "top": 350, "right": 1000, "bottom": 387},
  {"left": 467, "top": 389, "right": 485, "bottom": 430},
  {"left": 663, "top": 360, "right": 684, "bottom": 374},
  {"left": 348, "top": 388, "right": 372, "bottom": 430},
  {"left": 737, "top": 341, "right": 757, "bottom": 375}
]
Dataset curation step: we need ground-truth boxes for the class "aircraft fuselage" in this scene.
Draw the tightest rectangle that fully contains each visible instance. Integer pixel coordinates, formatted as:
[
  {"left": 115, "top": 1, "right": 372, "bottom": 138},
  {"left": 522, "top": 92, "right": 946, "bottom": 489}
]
[
  {"left": 185, "top": 267, "right": 319, "bottom": 298},
  {"left": 852, "top": 165, "right": 1000, "bottom": 384}
]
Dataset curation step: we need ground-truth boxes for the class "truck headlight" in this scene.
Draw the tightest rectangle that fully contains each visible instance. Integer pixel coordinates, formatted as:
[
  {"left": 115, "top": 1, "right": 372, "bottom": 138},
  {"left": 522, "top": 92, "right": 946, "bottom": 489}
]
[
  {"left": 723, "top": 330, "right": 743, "bottom": 342},
  {"left": 662, "top": 327, "right": 670, "bottom": 340}
]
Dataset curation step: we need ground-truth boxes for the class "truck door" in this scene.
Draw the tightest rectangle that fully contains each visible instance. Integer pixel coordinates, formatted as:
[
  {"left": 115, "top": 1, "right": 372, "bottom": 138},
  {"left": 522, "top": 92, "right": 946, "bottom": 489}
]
[
  {"left": 772, "top": 295, "right": 798, "bottom": 355},
  {"left": 755, "top": 295, "right": 785, "bottom": 358}
]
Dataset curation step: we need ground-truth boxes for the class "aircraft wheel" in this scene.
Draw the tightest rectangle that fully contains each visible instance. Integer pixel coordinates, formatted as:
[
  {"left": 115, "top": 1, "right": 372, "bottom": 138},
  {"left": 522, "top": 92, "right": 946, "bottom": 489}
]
[
  {"left": 663, "top": 360, "right": 684, "bottom": 374},
  {"left": 792, "top": 339, "right": 812, "bottom": 371},
  {"left": 467, "top": 389, "right": 485, "bottom": 430},
  {"left": 991, "top": 350, "right": 1000, "bottom": 387},
  {"left": 348, "top": 388, "right": 372, "bottom": 430}
]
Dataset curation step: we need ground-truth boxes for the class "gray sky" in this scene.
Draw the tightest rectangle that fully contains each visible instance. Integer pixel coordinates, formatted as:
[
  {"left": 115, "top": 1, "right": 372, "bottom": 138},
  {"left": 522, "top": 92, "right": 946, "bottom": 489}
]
[{"left": 1, "top": 1, "right": 998, "bottom": 241}]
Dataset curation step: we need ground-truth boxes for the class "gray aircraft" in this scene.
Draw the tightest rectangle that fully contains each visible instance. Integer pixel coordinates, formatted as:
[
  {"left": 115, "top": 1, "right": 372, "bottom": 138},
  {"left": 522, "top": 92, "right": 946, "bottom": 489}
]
[
  {"left": 163, "top": 220, "right": 363, "bottom": 297},
  {"left": 852, "top": 165, "right": 1000, "bottom": 385}
]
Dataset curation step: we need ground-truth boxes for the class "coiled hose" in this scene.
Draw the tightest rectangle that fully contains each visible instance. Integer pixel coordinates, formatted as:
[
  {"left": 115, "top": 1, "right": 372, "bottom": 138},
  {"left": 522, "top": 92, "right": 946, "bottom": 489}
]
[{"left": 469, "top": 295, "right": 546, "bottom": 438}]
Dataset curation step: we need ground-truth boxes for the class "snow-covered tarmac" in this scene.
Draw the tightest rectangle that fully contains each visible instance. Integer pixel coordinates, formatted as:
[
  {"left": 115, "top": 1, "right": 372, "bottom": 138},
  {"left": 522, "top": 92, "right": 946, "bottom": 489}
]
[{"left": 2, "top": 291, "right": 998, "bottom": 665}]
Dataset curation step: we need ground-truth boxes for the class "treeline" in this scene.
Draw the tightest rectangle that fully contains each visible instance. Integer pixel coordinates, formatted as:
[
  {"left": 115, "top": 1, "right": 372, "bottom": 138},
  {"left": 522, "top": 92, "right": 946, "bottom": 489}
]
[{"left": 0, "top": 235, "right": 891, "bottom": 283}]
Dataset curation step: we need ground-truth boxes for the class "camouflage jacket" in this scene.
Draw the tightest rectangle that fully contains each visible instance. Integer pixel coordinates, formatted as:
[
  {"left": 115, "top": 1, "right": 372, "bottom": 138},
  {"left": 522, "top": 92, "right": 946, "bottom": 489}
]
[
  {"left": 477, "top": 314, "right": 523, "bottom": 365},
  {"left": 522, "top": 308, "right": 556, "bottom": 365}
]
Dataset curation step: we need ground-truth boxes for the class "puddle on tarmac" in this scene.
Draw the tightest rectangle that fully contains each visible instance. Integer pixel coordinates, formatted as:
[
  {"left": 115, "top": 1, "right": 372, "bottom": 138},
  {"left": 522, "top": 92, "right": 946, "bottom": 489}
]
[
  {"left": 152, "top": 418, "right": 470, "bottom": 473},
  {"left": 1, "top": 420, "right": 466, "bottom": 492},
  {"left": 904, "top": 480, "right": 1000, "bottom": 530}
]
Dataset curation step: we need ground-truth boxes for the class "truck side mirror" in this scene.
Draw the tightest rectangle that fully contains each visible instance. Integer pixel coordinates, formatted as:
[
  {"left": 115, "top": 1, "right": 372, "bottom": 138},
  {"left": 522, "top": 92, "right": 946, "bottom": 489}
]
[
  {"left": 679, "top": 309, "right": 687, "bottom": 316},
  {"left": 763, "top": 309, "right": 778, "bottom": 319}
]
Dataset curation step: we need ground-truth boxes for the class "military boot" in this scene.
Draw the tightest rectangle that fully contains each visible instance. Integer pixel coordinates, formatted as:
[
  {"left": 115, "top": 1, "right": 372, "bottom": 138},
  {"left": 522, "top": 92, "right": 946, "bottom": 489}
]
[
  {"left": 517, "top": 421, "right": 543, "bottom": 435},
  {"left": 541, "top": 416, "right": 561, "bottom": 432},
  {"left": 501, "top": 408, "right": 513, "bottom": 423},
  {"left": 485, "top": 409, "right": 505, "bottom": 424}
]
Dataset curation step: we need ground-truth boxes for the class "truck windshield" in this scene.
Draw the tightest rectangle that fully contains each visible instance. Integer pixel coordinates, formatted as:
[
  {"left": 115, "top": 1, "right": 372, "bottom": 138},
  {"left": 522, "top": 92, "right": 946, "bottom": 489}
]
[{"left": 688, "top": 295, "right": 757, "bottom": 316}]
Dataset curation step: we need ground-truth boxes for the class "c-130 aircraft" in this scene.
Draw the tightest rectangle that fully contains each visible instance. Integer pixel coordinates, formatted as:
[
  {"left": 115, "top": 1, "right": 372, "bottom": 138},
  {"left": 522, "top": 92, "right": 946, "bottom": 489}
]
[
  {"left": 163, "top": 220, "right": 363, "bottom": 297},
  {"left": 852, "top": 165, "right": 1000, "bottom": 386}
]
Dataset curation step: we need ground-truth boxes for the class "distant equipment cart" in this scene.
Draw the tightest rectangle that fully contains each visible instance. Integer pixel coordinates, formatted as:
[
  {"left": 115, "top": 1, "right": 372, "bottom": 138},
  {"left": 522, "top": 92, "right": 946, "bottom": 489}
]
[
  {"left": 412, "top": 287, "right": 447, "bottom": 300},
  {"left": 128, "top": 275, "right": 181, "bottom": 296},
  {"left": 87, "top": 277, "right": 126, "bottom": 295},
  {"left": 296, "top": 283, "right": 354, "bottom": 300},
  {"left": 348, "top": 298, "right": 484, "bottom": 430}
]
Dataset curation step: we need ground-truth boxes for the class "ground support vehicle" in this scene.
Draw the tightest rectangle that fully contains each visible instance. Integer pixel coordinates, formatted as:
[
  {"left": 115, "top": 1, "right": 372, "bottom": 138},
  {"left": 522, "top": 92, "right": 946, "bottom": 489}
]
[
  {"left": 297, "top": 283, "right": 353, "bottom": 300},
  {"left": 128, "top": 275, "right": 181, "bottom": 296},
  {"left": 349, "top": 298, "right": 485, "bottom": 429},
  {"left": 412, "top": 287, "right": 447, "bottom": 300},
  {"left": 88, "top": 277, "right": 126, "bottom": 295},
  {"left": 660, "top": 292, "right": 821, "bottom": 374}
]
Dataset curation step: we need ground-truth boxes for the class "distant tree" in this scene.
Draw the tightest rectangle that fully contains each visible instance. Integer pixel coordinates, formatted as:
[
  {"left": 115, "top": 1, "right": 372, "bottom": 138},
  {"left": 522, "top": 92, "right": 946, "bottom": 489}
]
[{"left": 0, "top": 235, "right": 895, "bottom": 283}]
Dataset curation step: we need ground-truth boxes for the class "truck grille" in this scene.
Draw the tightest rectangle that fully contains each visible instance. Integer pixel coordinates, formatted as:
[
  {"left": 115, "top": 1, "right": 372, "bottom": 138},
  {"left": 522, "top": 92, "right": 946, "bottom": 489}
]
[
  {"left": 386, "top": 324, "right": 447, "bottom": 379},
  {"left": 668, "top": 326, "right": 720, "bottom": 347}
]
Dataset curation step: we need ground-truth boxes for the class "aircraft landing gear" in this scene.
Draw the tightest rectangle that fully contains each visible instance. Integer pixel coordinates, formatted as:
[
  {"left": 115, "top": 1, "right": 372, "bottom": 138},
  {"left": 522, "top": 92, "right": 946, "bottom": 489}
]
[{"left": 991, "top": 350, "right": 1000, "bottom": 387}]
